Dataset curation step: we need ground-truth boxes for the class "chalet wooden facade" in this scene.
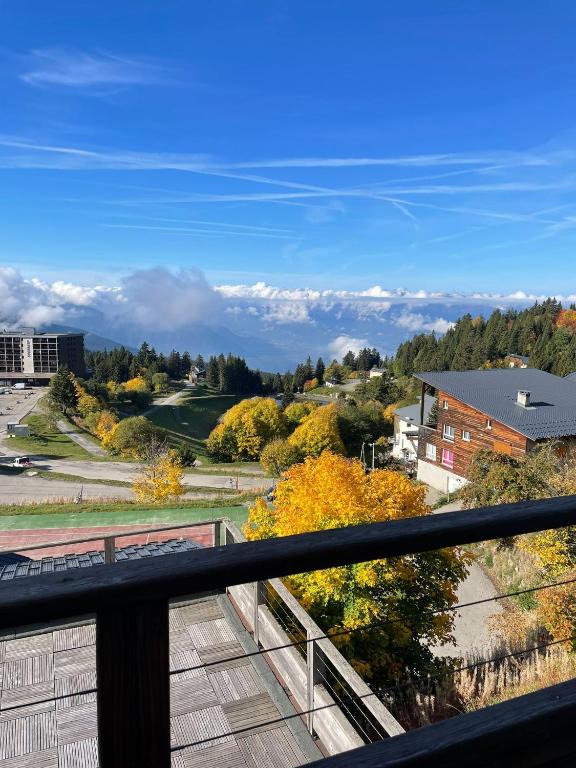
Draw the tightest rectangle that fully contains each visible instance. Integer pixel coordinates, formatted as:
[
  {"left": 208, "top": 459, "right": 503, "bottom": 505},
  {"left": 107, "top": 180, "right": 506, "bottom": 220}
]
[{"left": 413, "top": 369, "right": 576, "bottom": 491}]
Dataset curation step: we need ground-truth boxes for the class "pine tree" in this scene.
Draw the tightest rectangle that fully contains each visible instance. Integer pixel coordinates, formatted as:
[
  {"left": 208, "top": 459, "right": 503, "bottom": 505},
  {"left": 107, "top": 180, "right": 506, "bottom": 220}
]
[
  {"left": 48, "top": 366, "right": 78, "bottom": 414},
  {"left": 314, "top": 357, "right": 325, "bottom": 386}
]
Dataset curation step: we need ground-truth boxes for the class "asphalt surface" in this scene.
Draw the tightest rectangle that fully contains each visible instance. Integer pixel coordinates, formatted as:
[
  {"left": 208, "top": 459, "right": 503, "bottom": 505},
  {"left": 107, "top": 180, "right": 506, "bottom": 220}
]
[
  {"left": 431, "top": 500, "right": 502, "bottom": 659},
  {"left": 0, "top": 387, "right": 44, "bottom": 436}
]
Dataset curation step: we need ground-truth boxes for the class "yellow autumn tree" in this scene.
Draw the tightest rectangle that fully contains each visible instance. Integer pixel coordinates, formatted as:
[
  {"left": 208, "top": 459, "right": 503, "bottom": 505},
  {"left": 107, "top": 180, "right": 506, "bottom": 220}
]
[
  {"left": 206, "top": 397, "right": 286, "bottom": 461},
  {"left": 132, "top": 449, "right": 185, "bottom": 503},
  {"left": 124, "top": 376, "right": 149, "bottom": 392},
  {"left": 288, "top": 403, "right": 344, "bottom": 457},
  {"left": 94, "top": 411, "right": 119, "bottom": 447},
  {"left": 283, "top": 401, "right": 317, "bottom": 430},
  {"left": 245, "top": 452, "right": 469, "bottom": 685}
]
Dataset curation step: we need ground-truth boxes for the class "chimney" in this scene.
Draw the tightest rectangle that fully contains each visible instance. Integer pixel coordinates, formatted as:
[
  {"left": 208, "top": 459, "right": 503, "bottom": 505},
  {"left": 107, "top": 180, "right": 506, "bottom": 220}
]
[{"left": 517, "top": 390, "right": 530, "bottom": 407}]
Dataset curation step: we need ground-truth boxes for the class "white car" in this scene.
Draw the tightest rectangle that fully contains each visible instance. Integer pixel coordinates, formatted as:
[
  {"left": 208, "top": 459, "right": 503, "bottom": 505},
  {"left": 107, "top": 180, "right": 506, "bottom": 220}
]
[{"left": 11, "top": 456, "right": 32, "bottom": 468}]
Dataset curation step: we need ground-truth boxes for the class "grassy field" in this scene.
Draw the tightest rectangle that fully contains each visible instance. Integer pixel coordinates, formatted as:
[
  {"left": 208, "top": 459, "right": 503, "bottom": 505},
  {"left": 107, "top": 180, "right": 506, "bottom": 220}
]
[
  {"left": 147, "top": 384, "right": 243, "bottom": 461},
  {"left": 0, "top": 495, "right": 254, "bottom": 520},
  {"left": 8, "top": 414, "right": 94, "bottom": 461}
]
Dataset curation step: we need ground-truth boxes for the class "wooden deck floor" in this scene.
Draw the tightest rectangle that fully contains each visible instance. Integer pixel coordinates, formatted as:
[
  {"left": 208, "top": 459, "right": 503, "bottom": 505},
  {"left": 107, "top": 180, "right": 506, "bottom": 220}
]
[{"left": 0, "top": 597, "right": 312, "bottom": 768}]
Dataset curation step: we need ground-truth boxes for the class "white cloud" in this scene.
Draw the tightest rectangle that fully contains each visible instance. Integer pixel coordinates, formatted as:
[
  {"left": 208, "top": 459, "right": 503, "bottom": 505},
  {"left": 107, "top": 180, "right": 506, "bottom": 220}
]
[
  {"left": 394, "top": 311, "right": 454, "bottom": 334},
  {"left": 328, "top": 335, "right": 369, "bottom": 360},
  {"left": 116, "top": 268, "right": 222, "bottom": 330},
  {"left": 20, "top": 48, "right": 169, "bottom": 88}
]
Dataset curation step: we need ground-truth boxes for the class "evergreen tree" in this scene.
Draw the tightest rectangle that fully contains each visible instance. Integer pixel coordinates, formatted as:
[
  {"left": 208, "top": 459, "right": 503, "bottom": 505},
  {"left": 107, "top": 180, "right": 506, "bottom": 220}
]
[
  {"left": 48, "top": 366, "right": 78, "bottom": 414},
  {"left": 314, "top": 357, "right": 325, "bottom": 386}
]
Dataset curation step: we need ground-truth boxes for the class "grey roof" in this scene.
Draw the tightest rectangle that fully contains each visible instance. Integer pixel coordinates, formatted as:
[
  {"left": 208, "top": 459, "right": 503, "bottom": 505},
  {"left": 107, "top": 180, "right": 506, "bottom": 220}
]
[
  {"left": 564, "top": 372, "right": 576, "bottom": 381},
  {"left": 0, "top": 538, "right": 201, "bottom": 581},
  {"left": 413, "top": 368, "right": 576, "bottom": 440},
  {"left": 394, "top": 394, "right": 436, "bottom": 424}
]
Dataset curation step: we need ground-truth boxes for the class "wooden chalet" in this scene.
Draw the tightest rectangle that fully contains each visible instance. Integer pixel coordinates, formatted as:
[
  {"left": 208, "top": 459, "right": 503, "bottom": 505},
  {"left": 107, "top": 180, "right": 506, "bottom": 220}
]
[{"left": 413, "top": 368, "right": 576, "bottom": 491}]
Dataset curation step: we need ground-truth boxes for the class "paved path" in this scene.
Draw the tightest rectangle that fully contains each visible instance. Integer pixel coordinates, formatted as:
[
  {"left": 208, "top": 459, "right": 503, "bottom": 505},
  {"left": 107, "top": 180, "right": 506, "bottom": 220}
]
[
  {"left": 55, "top": 419, "right": 107, "bottom": 457},
  {"left": 431, "top": 500, "right": 502, "bottom": 659}
]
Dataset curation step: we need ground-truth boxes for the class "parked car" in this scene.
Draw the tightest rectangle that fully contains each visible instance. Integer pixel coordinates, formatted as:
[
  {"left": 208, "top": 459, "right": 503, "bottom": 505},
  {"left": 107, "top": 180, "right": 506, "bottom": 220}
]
[{"left": 10, "top": 456, "right": 32, "bottom": 468}]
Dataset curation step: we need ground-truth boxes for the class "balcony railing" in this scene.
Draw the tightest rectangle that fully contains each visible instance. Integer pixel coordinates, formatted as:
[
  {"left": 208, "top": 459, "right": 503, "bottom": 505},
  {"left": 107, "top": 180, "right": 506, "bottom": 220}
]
[{"left": 2, "top": 496, "right": 576, "bottom": 766}]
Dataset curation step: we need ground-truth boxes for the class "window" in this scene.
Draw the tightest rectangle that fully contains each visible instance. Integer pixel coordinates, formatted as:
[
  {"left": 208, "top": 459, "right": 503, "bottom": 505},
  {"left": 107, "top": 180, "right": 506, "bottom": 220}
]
[
  {"left": 486, "top": 419, "right": 492, "bottom": 430},
  {"left": 442, "top": 424, "right": 455, "bottom": 442},
  {"left": 462, "top": 430, "right": 471, "bottom": 441},
  {"left": 442, "top": 400, "right": 449, "bottom": 410},
  {"left": 441, "top": 449, "right": 454, "bottom": 469},
  {"left": 425, "top": 443, "right": 437, "bottom": 461}
]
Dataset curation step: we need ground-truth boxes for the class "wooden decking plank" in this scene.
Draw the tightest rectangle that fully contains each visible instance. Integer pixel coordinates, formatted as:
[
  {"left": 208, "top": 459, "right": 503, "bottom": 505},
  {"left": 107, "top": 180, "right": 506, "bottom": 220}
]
[
  {"left": 2, "top": 654, "right": 54, "bottom": 689},
  {"left": 0, "top": 711, "right": 57, "bottom": 760},
  {"left": 170, "top": 648, "right": 204, "bottom": 681},
  {"left": 0, "top": 700, "right": 55, "bottom": 723},
  {"left": 186, "top": 619, "right": 236, "bottom": 650},
  {"left": 4, "top": 635, "right": 53, "bottom": 661},
  {"left": 208, "top": 665, "right": 264, "bottom": 705},
  {"left": 1, "top": 680, "right": 54, "bottom": 712},
  {"left": 178, "top": 741, "right": 251, "bottom": 768},
  {"left": 223, "top": 693, "right": 282, "bottom": 738},
  {"left": 171, "top": 705, "right": 233, "bottom": 751},
  {"left": 0, "top": 746, "right": 58, "bottom": 767},
  {"left": 58, "top": 737, "right": 98, "bottom": 768},
  {"left": 54, "top": 671, "right": 97, "bottom": 709},
  {"left": 239, "top": 726, "right": 307, "bottom": 768},
  {"left": 170, "top": 676, "right": 219, "bottom": 717},
  {"left": 197, "top": 642, "right": 249, "bottom": 673},
  {"left": 52, "top": 625, "right": 95, "bottom": 653},
  {"left": 53, "top": 646, "right": 95, "bottom": 679},
  {"left": 179, "top": 600, "right": 224, "bottom": 626},
  {"left": 55, "top": 701, "right": 97, "bottom": 745}
]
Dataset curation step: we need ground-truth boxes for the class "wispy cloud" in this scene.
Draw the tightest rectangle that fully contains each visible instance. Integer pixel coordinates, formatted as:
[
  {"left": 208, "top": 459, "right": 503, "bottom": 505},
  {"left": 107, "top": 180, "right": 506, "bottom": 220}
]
[
  {"left": 102, "top": 223, "right": 295, "bottom": 239},
  {"left": 20, "top": 48, "right": 170, "bottom": 89}
]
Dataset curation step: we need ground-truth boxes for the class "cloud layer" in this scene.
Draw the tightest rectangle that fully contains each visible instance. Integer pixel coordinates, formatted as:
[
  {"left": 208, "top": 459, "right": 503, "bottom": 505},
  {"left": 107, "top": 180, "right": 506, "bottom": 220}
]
[{"left": 0, "top": 267, "right": 565, "bottom": 366}]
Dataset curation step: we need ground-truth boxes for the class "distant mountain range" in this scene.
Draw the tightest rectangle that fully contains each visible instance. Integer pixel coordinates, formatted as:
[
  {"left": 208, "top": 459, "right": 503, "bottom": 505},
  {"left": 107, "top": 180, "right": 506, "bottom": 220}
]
[{"left": 47, "top": 298, "right": 533, "bottom": 370}]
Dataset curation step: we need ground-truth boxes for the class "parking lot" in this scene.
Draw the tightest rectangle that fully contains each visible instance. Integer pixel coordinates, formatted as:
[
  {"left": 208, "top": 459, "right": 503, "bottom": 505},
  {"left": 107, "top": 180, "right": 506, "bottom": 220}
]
[{"left": 0, "top": 386, "right": 45, "bottom": 438}]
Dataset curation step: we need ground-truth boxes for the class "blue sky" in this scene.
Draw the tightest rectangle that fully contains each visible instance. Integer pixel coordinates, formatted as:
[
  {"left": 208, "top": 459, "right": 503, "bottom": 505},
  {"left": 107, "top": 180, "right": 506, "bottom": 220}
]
[{"left": 2, "top": 0, "right": 576, "bottom": 295}]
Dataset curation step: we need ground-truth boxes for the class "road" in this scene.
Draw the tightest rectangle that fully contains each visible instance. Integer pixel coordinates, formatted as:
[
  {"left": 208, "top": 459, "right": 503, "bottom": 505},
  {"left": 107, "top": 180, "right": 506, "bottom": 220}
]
[
  {"left": 0, "top": 475, "right": 133, "bottom": 504},
  {"left": 0, "top": 387, "right": 44, "bottom": 436},
  {"left": 431, "top": 500, "right": 502, "bottom": 659}
]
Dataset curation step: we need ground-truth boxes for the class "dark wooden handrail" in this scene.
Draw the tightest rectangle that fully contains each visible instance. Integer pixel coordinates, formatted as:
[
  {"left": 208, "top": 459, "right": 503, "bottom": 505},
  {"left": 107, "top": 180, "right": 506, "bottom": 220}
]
[
  {"left": 3, "top": 495, "right": 576, "bottom": 767},
  {"left": 1, "top": 494, "right": 575, "bottom": 631},
  {"left": 306, "top": 678, "right": 576, "bottom": 768}
]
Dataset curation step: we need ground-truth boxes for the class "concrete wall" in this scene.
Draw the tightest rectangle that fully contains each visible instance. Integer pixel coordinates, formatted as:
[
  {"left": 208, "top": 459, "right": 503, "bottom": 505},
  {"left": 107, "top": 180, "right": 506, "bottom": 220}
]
[{"left": 417, "top": 459, "right": 467, "bottom": 493}]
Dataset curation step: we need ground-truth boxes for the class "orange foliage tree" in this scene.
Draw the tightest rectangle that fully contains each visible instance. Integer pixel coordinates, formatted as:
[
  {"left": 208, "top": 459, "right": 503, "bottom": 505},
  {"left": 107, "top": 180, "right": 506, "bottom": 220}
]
[
  {"left": 557, "top": 309, "right": 576, "bottom": 333},
  {"left": 245, "top": 452, "right": 469, "bottom": 685}
]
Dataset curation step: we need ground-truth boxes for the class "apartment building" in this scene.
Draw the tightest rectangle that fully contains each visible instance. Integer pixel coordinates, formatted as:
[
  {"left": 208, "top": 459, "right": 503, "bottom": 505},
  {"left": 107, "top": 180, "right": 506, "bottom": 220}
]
[{"left": 0, "top": 328, "right": 85, "bottom": 382}]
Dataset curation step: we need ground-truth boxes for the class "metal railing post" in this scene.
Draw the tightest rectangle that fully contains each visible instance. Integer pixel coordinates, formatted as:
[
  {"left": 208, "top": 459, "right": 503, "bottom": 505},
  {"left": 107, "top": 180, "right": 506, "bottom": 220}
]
[
  {"left": 253, "top": 580, "right": 261, "bottom": 646},
  {"left": 307, "top": 629, "right": 316, "bottom": 735},
  {"left": 213, "top": 520, "right": 222, "bottom": 548},
  {"left": 104, "top": 537, "right": 116, "bottom": 564}
]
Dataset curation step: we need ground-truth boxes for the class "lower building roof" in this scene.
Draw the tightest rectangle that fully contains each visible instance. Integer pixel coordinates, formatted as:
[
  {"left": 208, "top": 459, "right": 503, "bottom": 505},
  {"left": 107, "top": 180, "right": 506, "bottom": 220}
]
[{"left": 0, "top": 538, "right": 201, "bottom": 581}]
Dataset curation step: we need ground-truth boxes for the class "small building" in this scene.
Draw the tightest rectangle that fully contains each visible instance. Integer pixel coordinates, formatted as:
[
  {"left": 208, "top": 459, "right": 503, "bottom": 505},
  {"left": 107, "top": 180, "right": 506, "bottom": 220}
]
[
  {"left": 324, "top": 378, "right": 340, "bottom": 388},
  {"left": 391, "top": 395, "right": 435, "bottom": 463},
  {"left": 414, "top": 368, "right": 576, "bottom": 492},
  {"left": 188, "top": 365, "right": 206, "bottom": 384},
  {"left": 6, "top": 422, "right": 30, "bottom": 437},
  {"left": 0, "top": 328, "right": 85, "bottom": 382},
  {"left": 505, "top": 353, "right": 530, "bottom": 368},
  {"left": 369, "top": 367, "right": 386, "bottom": 379}
]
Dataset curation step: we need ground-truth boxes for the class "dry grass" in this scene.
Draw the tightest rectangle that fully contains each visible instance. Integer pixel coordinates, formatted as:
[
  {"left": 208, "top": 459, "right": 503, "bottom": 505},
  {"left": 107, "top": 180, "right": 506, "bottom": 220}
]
[{"left": 471, "top": 537, "right": 543, "bottom": 609}]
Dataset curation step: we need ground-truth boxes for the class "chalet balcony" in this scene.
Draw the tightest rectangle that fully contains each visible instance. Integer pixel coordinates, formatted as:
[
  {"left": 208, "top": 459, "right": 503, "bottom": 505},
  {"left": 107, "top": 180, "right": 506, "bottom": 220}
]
[{"left": 2, "top": 498, "right": 576, "bottom": 767}]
